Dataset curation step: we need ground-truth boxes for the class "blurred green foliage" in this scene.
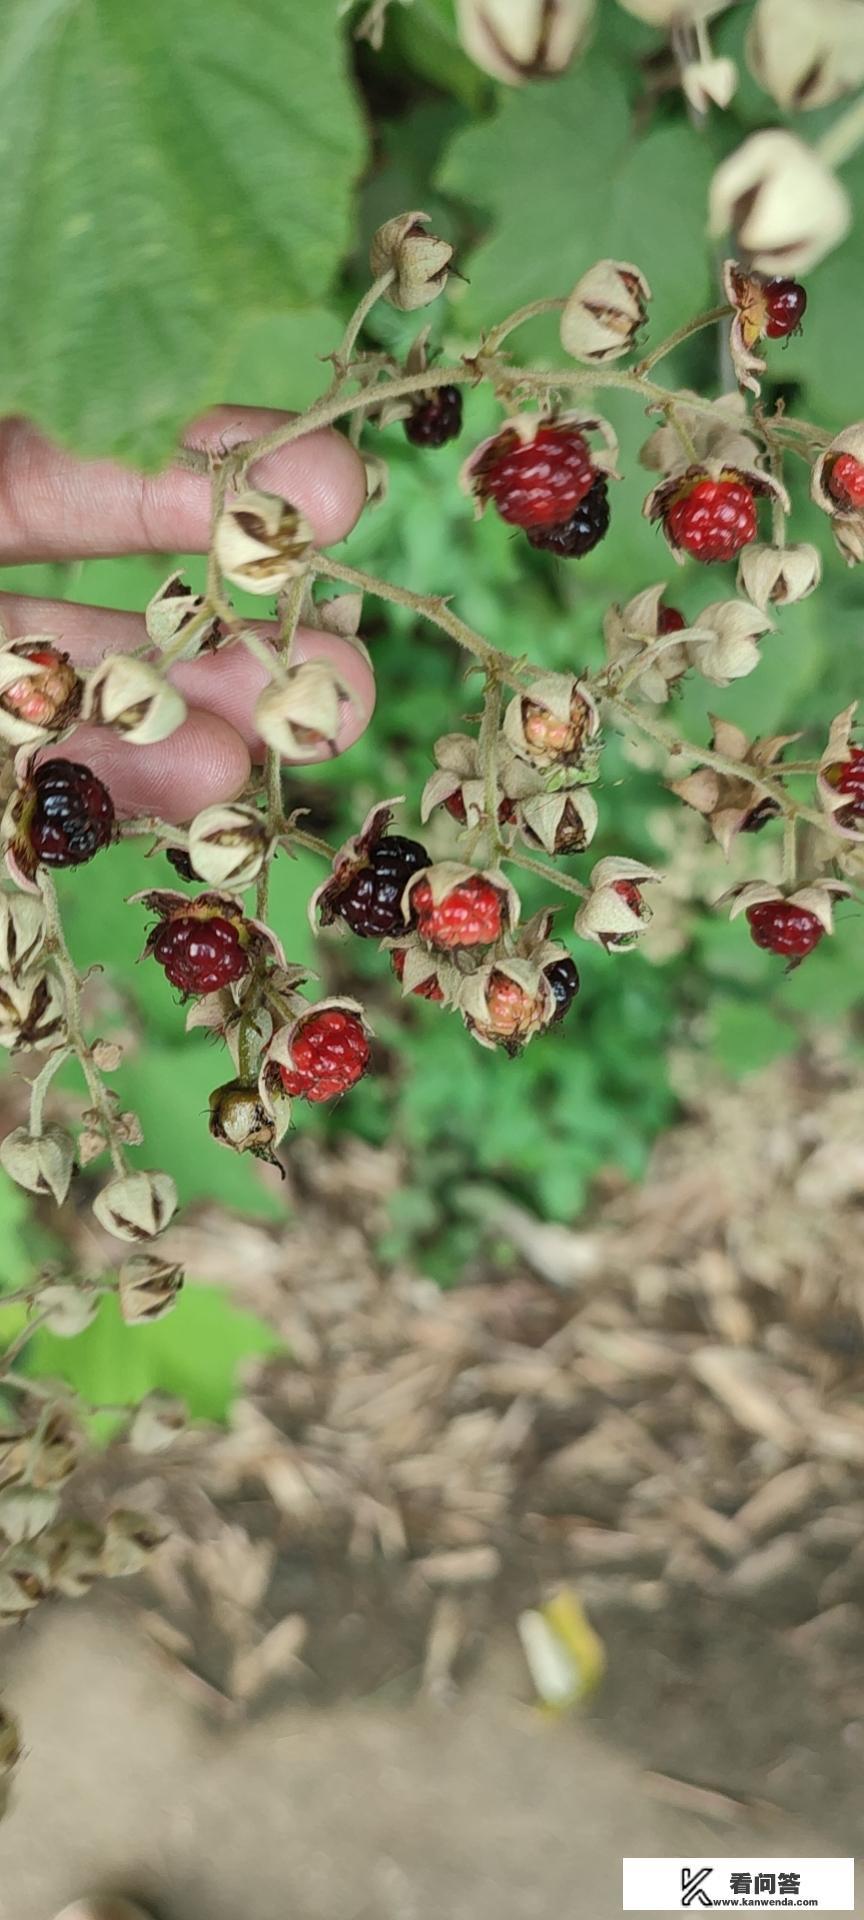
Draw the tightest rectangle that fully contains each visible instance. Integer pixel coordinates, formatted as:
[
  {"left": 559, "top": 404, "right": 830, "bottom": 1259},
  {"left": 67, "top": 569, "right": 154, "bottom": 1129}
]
[{"left": 1, "top": 0, "right": 863, "bottom": 1329}]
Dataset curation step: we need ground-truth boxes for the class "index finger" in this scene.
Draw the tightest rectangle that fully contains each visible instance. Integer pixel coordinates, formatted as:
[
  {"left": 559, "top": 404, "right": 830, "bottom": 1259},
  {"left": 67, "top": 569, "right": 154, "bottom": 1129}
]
[{"left": 0, "top": 407, "right": 367, "bottom": 566}]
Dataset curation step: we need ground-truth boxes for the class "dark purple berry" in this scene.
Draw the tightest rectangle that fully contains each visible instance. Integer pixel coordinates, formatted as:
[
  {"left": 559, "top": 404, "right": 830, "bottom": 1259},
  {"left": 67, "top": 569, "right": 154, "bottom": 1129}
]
[
  {"left": 527, "top": 477, "right": 610, "bottom": 558},
  {"left": 336, "top": 836, "right": 430, "bottom": 939},
  {"left": 404, "top": 387, "right": 463, "bottom": 449},
  {"left": 166, "top": 846, "right": 198, "bottom": 882},
  {"left": 28, "top": 759, "right": 115, "bottom": 869},
  {"left": 543, "top": 956, "right": 581, "bottom": 1022}
]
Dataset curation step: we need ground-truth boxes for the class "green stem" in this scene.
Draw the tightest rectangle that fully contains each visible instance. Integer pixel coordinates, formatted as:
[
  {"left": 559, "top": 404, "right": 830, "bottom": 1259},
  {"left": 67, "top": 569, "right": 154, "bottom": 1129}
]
[
  {"left": 233, "top": 365, "right": 479, "bottom": 481},
  {"left": 0, "top": 1307, "right": 51, "bottom": 1377},
  {"left": 817, "top": 92, "right": 864, "bottom": 172},
  {"left": 480, "top": 296, "right": 567, "bottom": 355},
  {"left": 332, "top": 271, "right": 395, "bottom": 371},
  {"left": 506, "top": 847, "right": 588, "bottom": 899},
  {"left": 478, "top": 673, "right": 504, "bottom": 855},
  {"left": 314, "top": 557, "right": 531, "bottom": 688},
  {"left": 39, "top": 873, "right": 128, "bottom": 1179},
  {"left": 27, "top": 1047, "right": 71, "bottom": 1136},
  {"left": 635, "top": 305, "right": 731, "bottom": 376},
  {"left": 783, "top": 813, "right": 798, "bottom": 887}
]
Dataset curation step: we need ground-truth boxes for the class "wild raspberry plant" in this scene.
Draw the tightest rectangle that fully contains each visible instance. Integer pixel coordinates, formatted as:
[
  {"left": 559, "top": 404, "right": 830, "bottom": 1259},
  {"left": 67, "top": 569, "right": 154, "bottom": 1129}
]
[{"left": 0, "top": 209, "right": 862, "bottom": 1355}]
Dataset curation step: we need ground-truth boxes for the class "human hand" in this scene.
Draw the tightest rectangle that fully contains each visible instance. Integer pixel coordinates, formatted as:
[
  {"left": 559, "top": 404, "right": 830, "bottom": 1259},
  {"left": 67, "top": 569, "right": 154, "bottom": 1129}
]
[{"left": 0, "top": 408, "right": 375, "bottom": 822}]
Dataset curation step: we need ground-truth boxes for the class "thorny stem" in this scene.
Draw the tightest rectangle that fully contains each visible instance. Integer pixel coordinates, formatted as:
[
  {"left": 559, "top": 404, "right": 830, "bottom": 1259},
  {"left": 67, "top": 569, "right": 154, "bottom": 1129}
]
[
  {"left": 38, "top": 872, "right": 128, "bottom": 1179},
  {"left": 635, "top": 306, "right": 731, "bottom": 376},
  {"left": 314, "top": 557, "right": 532, "bottom": 688}
]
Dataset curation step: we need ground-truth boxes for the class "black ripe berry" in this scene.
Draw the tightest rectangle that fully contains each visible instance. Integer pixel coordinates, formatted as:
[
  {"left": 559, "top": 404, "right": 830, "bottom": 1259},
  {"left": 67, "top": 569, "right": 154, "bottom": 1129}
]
[
  {"left": 404, "top": 387, "right": 463, "bottom": 449},
  {"left": 337, "top": 836, "right": 430, "bottom": 938},
  {"left": 544, "top": 956, "right": 581, "bottom": 1022},
  {"left": 527, "top": 476, "right": 610, "bottom": 558},
  {"left": 166, "top": 846, "right": 198, "bottom": 883},
  {"left": 29, "top": 759, "right": 115, "bottom": 869}
]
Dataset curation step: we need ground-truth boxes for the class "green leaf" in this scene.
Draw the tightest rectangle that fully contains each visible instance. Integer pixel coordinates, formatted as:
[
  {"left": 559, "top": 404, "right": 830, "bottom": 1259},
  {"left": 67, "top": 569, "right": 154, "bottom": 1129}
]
[
  {"left": 0, "top": 0, "right": 366, "bottom": 460},
  {"left": 710, "top": 998, "right": 797, "bottom": 1077},
  {"left": 437, "top": 53, "right": 713, "bottom": 340},
  {"left": 24, "top": 1284, "right": 282, "bottom": 1423}
]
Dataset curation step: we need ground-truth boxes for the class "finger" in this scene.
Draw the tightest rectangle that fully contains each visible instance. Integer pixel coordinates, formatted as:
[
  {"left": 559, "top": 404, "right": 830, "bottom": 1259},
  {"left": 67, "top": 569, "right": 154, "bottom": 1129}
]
[
  {"left": 44, "top": 711, "right": 252, "bottom": 825},
  {"left": 0, "top": 593, "right": 376, "bottom": 759},
  {"left": 0, "top": 406, "right": 367, "bottom": 564}
]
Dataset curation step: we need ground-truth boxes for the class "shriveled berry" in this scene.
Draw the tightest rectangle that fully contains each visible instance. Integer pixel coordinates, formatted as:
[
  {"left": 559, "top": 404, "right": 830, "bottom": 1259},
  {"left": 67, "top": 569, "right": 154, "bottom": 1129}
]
[
  {"left": 543, "top": 956, "right": 580, "bottom": 1022},
  {"left": 521, "top": 691, "right": 592, "bottom": 763},
  {"left": 657, "top": 605, "right": 686, "bottom": 636},
  {"left": 824, "top": 745, "right": 864, "bottom": 824},
  {"left": 3, "top": 647, "right": 80, "bottom": 729},
  {"left": 412, "top": 874, "right": 504, "bottom": 950},
  {"left": 279, "top": 1008, "right": 370, "bottom": 1102},
  {"left": 390, "top": 948, "right": 444, "bottom": 1001},
  {"left": 666, "top": 476, "right": 757, "bottom": 563},
  {"left": 828, "top": 452, "right": 864, "bottom": 512},
  {"left": 336, "top": 835, "right": 429, "bottom": 939},
  {"left": 152, "top": 914, "right": 249, "bottom": 994},
  {"left": 746, "top": 899, "right": 824, "bottom": 962},
  {"left": 526, "top": 476, "right": 610, "bottom": 557},
  {"left": 28, "top": 759, "right": 114, "bottom": 868},
  {"left": 404, "top": 386, "right": 463, "bottom": 449},
  {"left": 763, "top": 278, "right": 807, "bottom": 340},
  {"left": 478, "top": 424, "right": 596, "bottom": 530},
  {"left": 166, "top": 846, "right": 198, "bottom": 882}
]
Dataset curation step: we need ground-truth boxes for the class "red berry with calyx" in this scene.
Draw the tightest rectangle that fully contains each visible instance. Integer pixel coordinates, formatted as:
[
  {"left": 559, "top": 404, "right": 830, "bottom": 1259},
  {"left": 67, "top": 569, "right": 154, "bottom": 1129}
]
[
  {"left": 404, "top": 387, "right": 463, "bottom": 449},
  {"left": 3, "top": 646, "right": 80, "bottom": 729},
  {"left": 335, "top": 836, "right": 430, "bottom": 939},
  {"left": 543, "top": 956, "right": 580, "bottom": 1023},
  {"left": 746, "top": 899, "right": 824, "bottom": 963},
  {"left": 526, "top": 476, "right": 610, "bottom": 557},
  {"left": 279, "top": 1009, "right": 370, "bottom": 1102},
  {"left": 152, "top": 914, "right": 249, "bottom": 994},
  {"left": 666, "top": 476, "right": 757, "bottom": 563},
  {"left": 411, "top": 873, "right": 504, "bottom": 950},
  {"left": 763, "top": 278, "right": 807, "bottom": 339},
  {"left": 444, "top": 789, "right": 515, "bottom": 827},
  {"left": 390, "top": 948, "right": 444, "bottom": 1001},
  {"left": 28, "top": 759, "right": 115, "bottom": 868},
  {"left": 827, "top": 452, "right": 864, "bottom": 512},
  {"left": 476, "top": 424, "right": 596, "bottom": 530},
  {"left": 824, "top": 745, "right": 864, "bottom": 823},
  {"left": 657, "top": 605, "right": 686, "bottom": 636}
]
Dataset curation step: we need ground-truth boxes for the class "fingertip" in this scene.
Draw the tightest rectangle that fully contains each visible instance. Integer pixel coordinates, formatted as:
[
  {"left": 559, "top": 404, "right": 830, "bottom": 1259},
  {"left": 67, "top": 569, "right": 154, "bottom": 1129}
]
[
  {"left": 172, "top": 624, "right": 376, "bottom": 760},
  {"left": 49, "top": 712, "right": 252, "bottom": 825},
  {"left": 250, "top": 425, "right": 368, "bottom": 545}
]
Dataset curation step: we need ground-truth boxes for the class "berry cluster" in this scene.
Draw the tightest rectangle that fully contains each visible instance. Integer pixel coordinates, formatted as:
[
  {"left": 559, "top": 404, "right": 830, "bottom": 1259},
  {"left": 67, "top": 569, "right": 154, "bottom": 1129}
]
[{"left": 0, "top": 223, "right": 858, "bottom": 1275}]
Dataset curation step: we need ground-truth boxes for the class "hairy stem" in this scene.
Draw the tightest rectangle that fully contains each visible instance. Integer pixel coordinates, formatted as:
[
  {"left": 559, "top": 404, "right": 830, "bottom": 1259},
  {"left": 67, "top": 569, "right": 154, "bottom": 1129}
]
[
  {"left": 480, "top": 296, "right": 567, "bottom": 355},
  {"left": 39, "top": 873, "right": 128, "bottom": 1179},
  {"left": 27, "top": 1047, "right": 71, "bottom": 1136},
  {"left": 635, "top": 306, "right": 731, "bottom": 376},
  {"left": 506, "top": 847, "right": 589, "bottom": 899},
  {"left": 314, "top": 557, "right": 531, "bottom": 687}
]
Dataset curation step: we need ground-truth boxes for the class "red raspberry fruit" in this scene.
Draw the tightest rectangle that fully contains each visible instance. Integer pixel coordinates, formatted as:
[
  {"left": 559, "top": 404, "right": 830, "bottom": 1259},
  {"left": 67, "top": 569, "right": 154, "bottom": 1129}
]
[
  {"left": 334, "top": 836, "right": 429, "bottom": 939},
  {"left": 390, "top": 948, "right": 444, "bottom": 1001},
  {"left": 28, "top": 759, "right": 115, "bottom": 868},
  {"left": 657, "top": 604, "right": 686, "bottom": 635},
  {"left": 746, "top": 899, "right": 824, "bottom": 963},
  {"left": 279, "top": 1009, "right": 370, "bottom": 1102},
  {"left": 477, "top": 424, "right": 596, "bottom": 530},
  {"left": 152, "top": 914, "right": 249, "bottom": 994},
  {"left": 411, "top": 874, "right": 504, "bottom": 950},
  {"left": 543, "top": 956, "right": 580, "bottom": 1023},
  {"left": 404, "top": 386, "right": 463, "bottom": 449},
  {"left": 666, "top": 477, "right": 758, "bottom": 563},
  {"left": 763, "top": 278, "right": 807, "bottom": 339},
  {"left": 526, "top": 476, "right": 610, "bottom": 557},
  {"left": 824, "top": 745, "right": 864, "bottom": 824},
  {"left": 827, "top": 452, "right": 864, "bottom": 512}
]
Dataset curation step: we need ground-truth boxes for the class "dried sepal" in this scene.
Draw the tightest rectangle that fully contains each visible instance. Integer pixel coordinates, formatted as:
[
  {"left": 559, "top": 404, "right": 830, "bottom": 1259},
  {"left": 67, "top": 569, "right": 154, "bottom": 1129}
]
[
  {"left": 82, "top": 654, "right": 186, "bottom": 745},
  {"left": 130, "top": 1393, "right": 187, "bottom": 1454},
  {"left": 603, "top": 585, "right": 704, "bottom": 703},
  {"left": 560, "top": 259, "right": 651, "bottom": 365},
  {"left": 99, "top": 1508, "right": 170, "bottom": 1578},
  {"left": 118, "top": 1253, "right": 185, "bottom": 1323},
  {"left": 420, "top": 732, "right": 534, "bottom": 827},
  {"left": 38, "top": 1281, "right": 100, "bottom": 1337},
  {"left": 0, "top": 1124, "right": 74, "bottom": 1203},
  {"left": 745, "top": 0, "right": 864, "bottom": 112},
  {"left": 456, "top": 957, "right": 556, "bottom": 1055},
  {"left": 255, "top": 660, "right": 354, "bottom": 760},
  {"left": 456, "top": 0, "right": 596, "bottom": 84},
  {"left": 0, "top": 638, "right": 82, "bottom": 747},
  {"left": 516, "top": 788, "right": 599, "bottom": 855},
  {"left": 640, "top": 391, "right": 760, "bottom": 479},
  {"left": 369, "top": 211, "right": 454, "bottom": 312},
  {"left": 0, "top": 1486, "right": 60, "bottom": 1546},
  {"left": 709, "top": 129, "right": 851, "bottom": 275},
  {"left": 22, "top": 1405, "right": 81, "bottom": 1489},
  {"left": 384, "top": 935, "right": 459, "bottom": 1003},
  {"left": 670, "top": 718, "right": 797, "bottom": 857},
  {"left": 214, "top": 490, "right": 314, "bottom": 596},
  {"left": 0, "top": 968, "right": 66, "bottom": 1052},
  {"left": 811, "top": 425, "right": 864, "bottom": 563},
  {"left": 92, "top": 1170, "right": 178, "bottom": 1244},
  {"left": 46, "top": 1517, "right": 106, "bottom": 1598},
  {"left": 616, "top": 0, "right": 733, "bottom": 18},
  {"left": 574, "top": 857, "right": 662, "bottom": 952},
  {"left": 145, "top": 572, "right": 222, "bottom": 657},
  {"left": 737, "top": 542, "right": 821, "bottom": 609},
  {"left": 816, "top": 704, "right": 864, "bottom": 840},
  {"left": 681, "top": 55, "right": 737, "bottom": 113},
  {"left": 188, "top": 803, "right": 268, "bottom": 889},
  {"left": 0, "top": 891, "right": 46, "bottom": 982},
  {"left": 685, "top": 599, "right": 775, "bottom": 686}
]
